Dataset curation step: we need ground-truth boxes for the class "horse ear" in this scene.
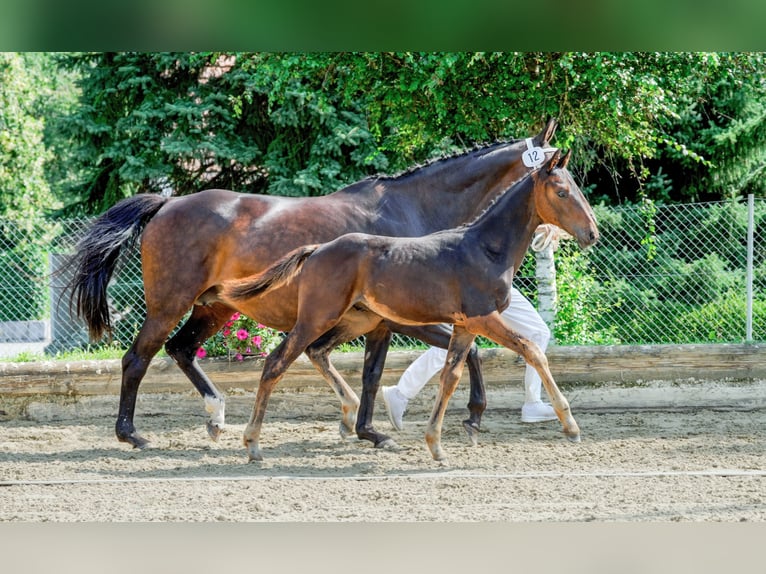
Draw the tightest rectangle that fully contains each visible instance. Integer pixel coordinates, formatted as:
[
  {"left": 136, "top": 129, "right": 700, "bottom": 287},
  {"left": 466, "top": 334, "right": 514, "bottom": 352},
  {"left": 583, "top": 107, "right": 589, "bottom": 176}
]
[
  {"left": 535, "top": 117, "right": 558, "bottom": 145},
  {"left": 559, "top": 149, "right": 572, "bottom": 169},
  {"left": 546, "top": 149, "right": 562, "bottom": 173}
]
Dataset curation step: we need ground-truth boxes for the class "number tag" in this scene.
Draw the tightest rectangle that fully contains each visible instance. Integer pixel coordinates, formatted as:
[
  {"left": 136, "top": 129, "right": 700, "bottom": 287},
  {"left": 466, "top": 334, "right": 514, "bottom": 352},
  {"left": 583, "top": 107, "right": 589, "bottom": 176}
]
[{"left": 522, "top": 138, "right": 546, "bottom": 168}]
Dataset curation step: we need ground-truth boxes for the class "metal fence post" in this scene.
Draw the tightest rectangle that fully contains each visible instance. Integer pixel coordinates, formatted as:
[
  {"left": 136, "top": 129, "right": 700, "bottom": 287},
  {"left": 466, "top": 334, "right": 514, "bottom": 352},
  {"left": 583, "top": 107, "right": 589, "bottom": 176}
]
[{"left": 746, "top": 194, "right": 754, "bottom": 342}]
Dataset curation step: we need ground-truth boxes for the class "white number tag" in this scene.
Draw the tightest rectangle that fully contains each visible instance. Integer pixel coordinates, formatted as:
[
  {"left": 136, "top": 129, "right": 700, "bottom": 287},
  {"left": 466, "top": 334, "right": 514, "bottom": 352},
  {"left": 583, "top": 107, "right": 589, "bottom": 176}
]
[
  {"left": 522, "top": 138, "right": 546, "bottom": 168},
  {"left": 522, "top": 138, "right": 559, "bottom": 169}
]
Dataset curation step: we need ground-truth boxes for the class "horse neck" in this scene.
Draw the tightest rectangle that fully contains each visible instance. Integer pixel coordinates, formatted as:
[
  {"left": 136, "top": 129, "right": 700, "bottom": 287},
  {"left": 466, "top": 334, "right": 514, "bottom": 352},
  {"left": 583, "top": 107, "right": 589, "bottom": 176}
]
[
  {"left": 463, "top": 176, "right": 540, "bottom": 272},
  {"left": 378, "top": 142, "right": 526, "bottom": 232}
]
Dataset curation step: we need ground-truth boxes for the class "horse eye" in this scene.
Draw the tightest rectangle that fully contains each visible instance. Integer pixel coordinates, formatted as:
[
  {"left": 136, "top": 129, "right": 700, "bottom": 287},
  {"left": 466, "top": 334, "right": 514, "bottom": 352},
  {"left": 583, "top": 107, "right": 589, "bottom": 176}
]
[{"left": 557, "top": 190, "right": 568, "bottom": 199}]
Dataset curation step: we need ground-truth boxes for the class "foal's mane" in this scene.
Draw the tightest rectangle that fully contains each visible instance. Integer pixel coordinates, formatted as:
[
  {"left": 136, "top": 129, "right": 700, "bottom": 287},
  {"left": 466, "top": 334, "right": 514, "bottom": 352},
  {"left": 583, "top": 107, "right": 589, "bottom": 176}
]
[{"left": 454, "top": 165, "right": 538, "bottom": 230}]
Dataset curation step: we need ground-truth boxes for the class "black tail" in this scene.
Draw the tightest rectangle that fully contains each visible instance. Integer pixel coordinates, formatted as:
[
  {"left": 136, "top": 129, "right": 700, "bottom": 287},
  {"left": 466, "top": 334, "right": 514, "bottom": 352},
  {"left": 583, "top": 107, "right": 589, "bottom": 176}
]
[
  {"left": 64, "top": 194, "right": 169, "bottom": 341},
  {"left": 222, "top": 244, "right": 319, "bottom": 302}
]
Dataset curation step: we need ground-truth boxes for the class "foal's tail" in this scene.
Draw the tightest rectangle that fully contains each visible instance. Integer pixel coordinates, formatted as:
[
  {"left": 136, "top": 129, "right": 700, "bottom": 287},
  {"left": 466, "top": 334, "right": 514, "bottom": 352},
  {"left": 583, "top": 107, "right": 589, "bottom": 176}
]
[
  {"left": 222, "top": 244, "right": 319, "bottom": 302},
  {"left": 63, "top": 194, "right": 169, "bottom": 341}
]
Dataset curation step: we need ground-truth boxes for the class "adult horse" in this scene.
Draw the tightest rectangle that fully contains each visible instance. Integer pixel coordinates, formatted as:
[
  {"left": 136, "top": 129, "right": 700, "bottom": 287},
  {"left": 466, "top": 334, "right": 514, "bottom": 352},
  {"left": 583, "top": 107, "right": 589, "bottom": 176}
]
[
  {"left": 220, "top": 149, "right": 599, "bottom": 461},
  {"left": 66, "top": 119, "right": 560, "bottom": 450}
]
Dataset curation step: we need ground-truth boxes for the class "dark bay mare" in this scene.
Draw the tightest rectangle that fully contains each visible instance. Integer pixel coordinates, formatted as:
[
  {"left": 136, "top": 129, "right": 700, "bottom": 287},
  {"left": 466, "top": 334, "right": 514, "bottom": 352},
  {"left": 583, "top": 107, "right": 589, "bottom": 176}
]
[
  {"left": 220, "top": 150, "right": 599, "bottom": 461},
  {"left": 65, "top": 119, "right": 561, "bottom": 451}
]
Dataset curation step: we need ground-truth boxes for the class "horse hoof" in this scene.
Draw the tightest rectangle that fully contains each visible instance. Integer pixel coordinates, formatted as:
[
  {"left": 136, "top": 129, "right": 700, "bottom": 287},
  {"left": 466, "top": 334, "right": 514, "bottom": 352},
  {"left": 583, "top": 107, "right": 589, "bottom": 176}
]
[
  {"left": 119, "top": 433, "right": 150, "bottom": 449},
  {"left": 207, "top": 421, "right": 224, "bottom": 442},
  {"left": 375, "top": 437, "right": 399, "bottom": 450},
  {"left": 430, "top": 448, "right": 447, "bottom": 462},
  {"left": 247, "top": 449, "right": 264, "bottom": 462},
  {"left": 566, "top": 432, "right": 581, "bottom": 443},
  {"left": 338, "top": 421, "right": 354, "bottom": 440},
  {"left": 462, "top": 420, "right": 480, "bottom": 447}
]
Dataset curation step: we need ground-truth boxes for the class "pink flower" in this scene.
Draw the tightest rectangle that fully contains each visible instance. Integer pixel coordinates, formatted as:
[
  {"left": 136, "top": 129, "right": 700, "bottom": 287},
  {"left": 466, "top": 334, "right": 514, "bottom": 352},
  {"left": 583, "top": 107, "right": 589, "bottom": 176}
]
[
  {"left": 231, "top": 312, "right": 240, "bottom": 321},
  {"left": 223, "top": 328, "right": 231, "bottom": 336},
  {"left": 235, "top": 353, "right": 244, "bottom": 361},
  {"left": 252, "top": 335, "right": 263, "bottom": 349},
  {"left": 196, "top": 347, "right": 207, "bottom": 359},
  {"left": 236, "top": 329, "right": 249, "bottom": 341},
  {"left": 257, "top": 323, "right": 266, "bottom": 329}
]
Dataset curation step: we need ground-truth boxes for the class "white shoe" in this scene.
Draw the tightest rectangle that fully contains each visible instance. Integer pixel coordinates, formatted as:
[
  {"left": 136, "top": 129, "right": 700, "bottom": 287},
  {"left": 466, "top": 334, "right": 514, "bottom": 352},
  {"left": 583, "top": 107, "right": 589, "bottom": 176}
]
[
  {"left": 382, "top": 386, "right": 408, "bottom": 431},
  {"left": 521, "top": 401, "right": 558, "bottom": 423}
]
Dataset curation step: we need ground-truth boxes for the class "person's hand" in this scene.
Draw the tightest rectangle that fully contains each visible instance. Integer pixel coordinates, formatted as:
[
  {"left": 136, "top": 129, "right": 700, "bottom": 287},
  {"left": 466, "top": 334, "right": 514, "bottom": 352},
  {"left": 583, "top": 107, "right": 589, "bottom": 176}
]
[{"left": 531, "top": 224, "right": 571, "bottom": 252}]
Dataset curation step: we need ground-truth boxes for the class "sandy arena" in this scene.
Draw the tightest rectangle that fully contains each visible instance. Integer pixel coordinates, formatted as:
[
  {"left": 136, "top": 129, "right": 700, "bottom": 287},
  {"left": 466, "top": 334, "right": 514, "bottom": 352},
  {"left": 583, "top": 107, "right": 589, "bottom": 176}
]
[{"left": 1, "top": 379, "right": 764, "bottom": 522}]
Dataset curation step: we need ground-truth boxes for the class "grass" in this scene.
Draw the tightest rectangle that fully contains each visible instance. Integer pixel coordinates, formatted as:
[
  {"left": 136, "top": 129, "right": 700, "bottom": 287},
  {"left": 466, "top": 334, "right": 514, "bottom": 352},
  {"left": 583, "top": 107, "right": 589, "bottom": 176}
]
[{"left": 2, "top": 343, "right": 165, "bottom": 363}]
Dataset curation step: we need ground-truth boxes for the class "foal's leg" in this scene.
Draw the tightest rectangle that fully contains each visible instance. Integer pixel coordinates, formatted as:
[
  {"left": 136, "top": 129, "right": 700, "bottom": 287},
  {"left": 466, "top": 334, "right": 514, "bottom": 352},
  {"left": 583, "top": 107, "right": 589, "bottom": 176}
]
[
  {"left": 303, "top": 336, "right": 361, "bottom": 441},
  {"left": 243, "top": 322, "right": 338, "bottom": 462},
  {"left": 466, "top": 312, "right": 580, "bottom": 442},
  {"left": 424, "top": 327, "right": 476, "bottom": 461},
  {"left": 392, "top": 322, "right": 486, "bottom": 445},
  {"left": 164, "top": 302, "right": 233, "bottom": 441},
  {"left": 304, "top": 318, "right": 397, "bottom": 448}
]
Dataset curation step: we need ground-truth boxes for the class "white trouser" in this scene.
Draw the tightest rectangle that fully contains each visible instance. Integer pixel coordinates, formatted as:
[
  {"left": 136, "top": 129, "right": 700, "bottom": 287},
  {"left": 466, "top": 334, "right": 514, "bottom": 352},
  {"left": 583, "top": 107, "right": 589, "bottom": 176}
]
[{"left": 395, "top": 287, "right": 551, "bottom": 405}]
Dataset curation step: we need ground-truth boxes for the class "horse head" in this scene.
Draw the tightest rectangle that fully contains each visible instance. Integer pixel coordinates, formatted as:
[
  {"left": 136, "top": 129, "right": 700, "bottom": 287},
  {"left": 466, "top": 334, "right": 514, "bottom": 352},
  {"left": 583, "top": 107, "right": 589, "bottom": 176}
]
[{"left": 532, "top": 149, "right": 599, "bottom": 249}]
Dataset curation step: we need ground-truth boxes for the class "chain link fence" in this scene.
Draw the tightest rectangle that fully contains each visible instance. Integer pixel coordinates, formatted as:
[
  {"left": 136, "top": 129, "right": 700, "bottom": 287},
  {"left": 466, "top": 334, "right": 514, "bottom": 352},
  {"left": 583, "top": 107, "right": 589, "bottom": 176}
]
[{"left": 1, "top": 196, "right": 764, "bottom": 358}]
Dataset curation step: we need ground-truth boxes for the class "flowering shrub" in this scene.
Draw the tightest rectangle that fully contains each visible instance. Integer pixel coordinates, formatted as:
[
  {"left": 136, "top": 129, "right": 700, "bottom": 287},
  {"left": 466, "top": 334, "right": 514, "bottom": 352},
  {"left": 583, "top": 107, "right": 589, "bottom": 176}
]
[{"left": 197, "top": 312, "right": 283, "bottom": 361}]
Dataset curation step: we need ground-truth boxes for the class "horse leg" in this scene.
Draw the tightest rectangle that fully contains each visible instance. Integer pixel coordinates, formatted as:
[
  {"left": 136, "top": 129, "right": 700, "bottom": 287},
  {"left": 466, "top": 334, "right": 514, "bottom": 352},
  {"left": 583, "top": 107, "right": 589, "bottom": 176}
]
[
  {"left": 357, "top": 324, "right": 396, "bottom": 447},
  {"left": 392, "top": 322, "right": 486, "bottom": 445},
  {"left": 303, "top": 333, "right": 361, "bottom": 441},
  {"left": 466, "top": 312, "right": 580, "bottom": 442},
  {"left": 243, "top": 324, "right": 334, "bottom": 462},
  {"left": 116, "top": 317, "right": 180, "bottom": 448},
  {"left": 164, "top": 303, "right": 233, "bottom": 441},
  {"left": 424, "top": 327, "right": 476, "bottom": 461},
  {"left": 304, "top": 315, "right": 396, "bottom": 448}
]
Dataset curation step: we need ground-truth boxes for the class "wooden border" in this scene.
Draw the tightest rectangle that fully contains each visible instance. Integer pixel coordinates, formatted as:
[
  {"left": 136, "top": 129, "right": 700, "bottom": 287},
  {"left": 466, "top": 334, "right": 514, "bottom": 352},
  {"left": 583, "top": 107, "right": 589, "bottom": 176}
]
[{"left": 1, "top": 343, "right": 765, "bottom": 397}]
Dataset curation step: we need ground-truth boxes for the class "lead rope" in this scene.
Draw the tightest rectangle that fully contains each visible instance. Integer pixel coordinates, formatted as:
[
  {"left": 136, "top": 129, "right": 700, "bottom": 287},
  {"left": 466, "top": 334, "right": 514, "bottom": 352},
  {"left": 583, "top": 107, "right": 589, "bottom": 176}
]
[{"left": 530, "top": 224, "right": 572, "bottom": 252}]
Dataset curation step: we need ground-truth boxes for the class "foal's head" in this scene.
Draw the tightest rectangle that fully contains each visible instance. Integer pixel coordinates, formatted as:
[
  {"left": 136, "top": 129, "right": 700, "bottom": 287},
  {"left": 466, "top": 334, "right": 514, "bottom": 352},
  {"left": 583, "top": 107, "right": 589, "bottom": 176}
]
[{"left": 532, "top": 150, "right": 599, "bottom": 248}]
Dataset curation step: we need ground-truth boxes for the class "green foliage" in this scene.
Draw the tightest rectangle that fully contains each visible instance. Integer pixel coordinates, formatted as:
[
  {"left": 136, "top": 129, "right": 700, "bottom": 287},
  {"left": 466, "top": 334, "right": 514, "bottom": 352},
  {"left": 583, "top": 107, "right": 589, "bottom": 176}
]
[
  {"left": 0, "top": 53, "right": 60, "bottom": 219},
  {"left": 552, "top": 245, "right": 621, "bottom": 345},
  {"left": 662, "top": 53, "right": 766, "bottom": 201},
  {"left": 56, "top": 52, "right": 766, "bottom": 215}
]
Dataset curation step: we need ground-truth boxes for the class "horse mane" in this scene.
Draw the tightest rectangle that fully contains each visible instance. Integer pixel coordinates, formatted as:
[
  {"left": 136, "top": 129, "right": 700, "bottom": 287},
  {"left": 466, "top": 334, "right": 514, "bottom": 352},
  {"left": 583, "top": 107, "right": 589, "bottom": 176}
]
[{"left": 361, "top": 139, "right": 523, "bottom": 184}]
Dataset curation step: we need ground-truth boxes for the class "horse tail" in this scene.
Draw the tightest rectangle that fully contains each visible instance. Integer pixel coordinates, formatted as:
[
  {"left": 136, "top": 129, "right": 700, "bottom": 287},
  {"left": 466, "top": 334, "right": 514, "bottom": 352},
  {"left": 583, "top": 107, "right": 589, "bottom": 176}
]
[
  {"left": 64, "top": 194, "right": 169, "bottom": 341},
  {"left": 223, "top": 244, "right": 320, "bottom": 301}
]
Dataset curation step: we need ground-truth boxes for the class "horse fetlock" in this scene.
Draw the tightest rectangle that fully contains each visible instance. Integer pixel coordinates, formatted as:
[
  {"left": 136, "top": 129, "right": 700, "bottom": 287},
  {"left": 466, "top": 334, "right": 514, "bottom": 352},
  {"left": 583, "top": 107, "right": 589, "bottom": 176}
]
[
  {"left": 204, "top": 395, "right": 226, "bottom": 426},
  {"left": 425, "top": 432, "right": 446, "bottom": 461}
]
